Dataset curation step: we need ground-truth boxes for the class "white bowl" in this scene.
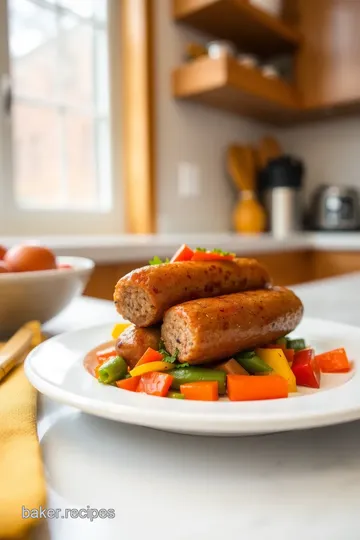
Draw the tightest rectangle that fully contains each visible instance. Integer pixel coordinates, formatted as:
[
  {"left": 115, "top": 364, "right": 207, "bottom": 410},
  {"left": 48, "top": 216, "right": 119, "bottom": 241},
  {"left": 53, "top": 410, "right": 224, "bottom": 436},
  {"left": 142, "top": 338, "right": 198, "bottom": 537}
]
[{"left": 0, "top": 256, "right": 94, "bottom": 337}]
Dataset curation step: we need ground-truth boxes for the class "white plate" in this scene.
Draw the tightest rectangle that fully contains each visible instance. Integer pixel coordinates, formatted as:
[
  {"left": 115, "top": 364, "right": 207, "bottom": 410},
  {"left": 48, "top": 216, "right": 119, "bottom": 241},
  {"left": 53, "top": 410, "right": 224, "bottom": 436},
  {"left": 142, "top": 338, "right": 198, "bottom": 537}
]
[{"left": 25, "top": 317, "right": 360, "bottom": 436}]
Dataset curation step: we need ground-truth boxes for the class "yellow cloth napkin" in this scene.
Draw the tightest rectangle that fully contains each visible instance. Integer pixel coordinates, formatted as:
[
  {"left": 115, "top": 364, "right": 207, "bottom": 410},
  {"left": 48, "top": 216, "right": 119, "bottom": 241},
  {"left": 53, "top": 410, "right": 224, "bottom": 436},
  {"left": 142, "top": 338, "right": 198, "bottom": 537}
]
[{"left": 0, "top": 358, "right": 46, "bottom": 538}]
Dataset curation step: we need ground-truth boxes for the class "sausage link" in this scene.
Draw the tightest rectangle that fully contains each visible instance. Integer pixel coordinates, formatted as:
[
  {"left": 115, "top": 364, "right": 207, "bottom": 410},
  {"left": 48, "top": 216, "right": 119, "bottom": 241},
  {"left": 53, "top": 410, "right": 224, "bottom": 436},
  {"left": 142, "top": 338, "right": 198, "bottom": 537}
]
[
  {"left": 115, "top": 325, "right": 161, "bottom": 368},
  {"left": 161, "top": 288, "right": 303, "bottom": 364},
  {"left": 114, "top": 258, "right": 271, "bottom": 327}
]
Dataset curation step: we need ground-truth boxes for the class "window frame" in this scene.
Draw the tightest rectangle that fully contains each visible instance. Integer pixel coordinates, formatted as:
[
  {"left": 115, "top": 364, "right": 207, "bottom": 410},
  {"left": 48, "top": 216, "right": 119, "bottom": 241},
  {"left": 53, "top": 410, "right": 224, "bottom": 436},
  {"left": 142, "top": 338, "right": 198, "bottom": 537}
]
[{"left": 0, "top": 0, "right": 128, "bottom": 235}]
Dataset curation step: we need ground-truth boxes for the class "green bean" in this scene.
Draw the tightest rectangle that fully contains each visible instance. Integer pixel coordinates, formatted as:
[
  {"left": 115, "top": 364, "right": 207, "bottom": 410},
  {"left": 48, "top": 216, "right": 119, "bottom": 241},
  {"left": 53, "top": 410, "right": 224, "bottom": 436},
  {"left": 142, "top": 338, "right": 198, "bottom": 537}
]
[
  {"left": 167, "top": 391, "right": 185, "bottom": 399},
  {"left": 275, "top": 337, "right": 287, "bottom": 347},
  {"left": 169, "top": 367, "right": 226, "bottom": 394},
  {"left": 235, "top": 353, "right": 273, "bottom": 374},
  {"left": 98, "top": 356, "right": 128, "bottom": 384},
  {"left": 286, "top": 338, "right": 306, "bottom": 351}
]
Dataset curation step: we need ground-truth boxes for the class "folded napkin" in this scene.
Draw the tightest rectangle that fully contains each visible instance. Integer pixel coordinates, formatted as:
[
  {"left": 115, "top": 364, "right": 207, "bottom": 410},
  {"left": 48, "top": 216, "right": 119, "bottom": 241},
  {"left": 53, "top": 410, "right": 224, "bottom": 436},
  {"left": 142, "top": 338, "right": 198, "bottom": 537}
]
[{"left": 0, "top": 347, "right": 46, "bottom": 539}]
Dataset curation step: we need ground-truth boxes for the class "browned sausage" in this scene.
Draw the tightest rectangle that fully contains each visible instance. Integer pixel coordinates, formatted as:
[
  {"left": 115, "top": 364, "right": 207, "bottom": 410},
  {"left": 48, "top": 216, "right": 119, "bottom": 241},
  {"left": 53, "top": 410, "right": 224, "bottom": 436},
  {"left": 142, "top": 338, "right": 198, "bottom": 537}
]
[
  {"left": 114, "top": 258, "right": 271, "bottom": 327},
  {"left": 161, "top": 287, "right": 303, "bottom": 364},
  {"left": 115, "top": 325, "right": 161, "bottom": 368}
]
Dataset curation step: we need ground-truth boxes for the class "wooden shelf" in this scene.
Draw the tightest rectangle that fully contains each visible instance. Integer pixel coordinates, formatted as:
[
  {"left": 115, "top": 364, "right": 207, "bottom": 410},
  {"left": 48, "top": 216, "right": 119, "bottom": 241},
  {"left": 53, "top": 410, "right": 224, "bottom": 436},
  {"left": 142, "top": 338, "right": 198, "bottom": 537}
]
[
  {"left": 173, "top": 0, "right": 301, "bottom": 57},
  {"left": 172, "top": 56, "right": 301, "bottom": 125}
]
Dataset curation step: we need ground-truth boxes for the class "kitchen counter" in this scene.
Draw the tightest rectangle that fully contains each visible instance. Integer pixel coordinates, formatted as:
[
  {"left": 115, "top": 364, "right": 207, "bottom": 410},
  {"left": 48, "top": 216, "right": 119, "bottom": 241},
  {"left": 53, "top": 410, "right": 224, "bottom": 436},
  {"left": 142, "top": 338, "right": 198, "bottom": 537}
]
[
  {"left": 33, "top": 273, "right": 360, "bottom": 540},
  {"left": 2, "top": 232, "right": 360, "bottom": 263}
]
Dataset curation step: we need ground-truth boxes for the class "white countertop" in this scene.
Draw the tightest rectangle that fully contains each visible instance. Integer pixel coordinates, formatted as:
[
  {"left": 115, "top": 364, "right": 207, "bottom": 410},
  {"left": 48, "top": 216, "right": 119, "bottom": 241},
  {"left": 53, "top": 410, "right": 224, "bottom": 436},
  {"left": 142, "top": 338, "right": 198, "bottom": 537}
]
[
  {"left": 2, "top": 232, "right": 360, "bottom": 263},
  {"left": 32, "top": 273, "right": 360, "bottom": 540}
]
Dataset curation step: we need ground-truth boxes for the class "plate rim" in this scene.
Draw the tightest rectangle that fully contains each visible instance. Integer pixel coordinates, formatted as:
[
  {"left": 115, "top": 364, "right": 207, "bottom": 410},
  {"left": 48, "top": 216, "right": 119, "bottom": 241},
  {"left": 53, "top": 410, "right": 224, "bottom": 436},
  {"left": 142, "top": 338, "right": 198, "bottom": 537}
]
[{"left": 25, "top": 317, "right": 360, "bottom": 435}]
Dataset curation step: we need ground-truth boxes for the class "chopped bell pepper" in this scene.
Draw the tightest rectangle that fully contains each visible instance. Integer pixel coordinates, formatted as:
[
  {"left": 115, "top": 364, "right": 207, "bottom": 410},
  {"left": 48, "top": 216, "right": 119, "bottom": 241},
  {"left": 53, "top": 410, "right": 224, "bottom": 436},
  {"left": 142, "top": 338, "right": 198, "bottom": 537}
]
[
  {"left": 96, "top": 346, "right": 117, "bottom": 363},
  {"left": 315, "top": 348, "right": 351, "bottom": 373},
  {"left": 180, "top": 381, "right": 219, "bottom": 401},
  {"left": 292, "top": 348, "right": 321, "bottom": 388},
  {"left": 116, "top": 376, "right": 140, "bottom": 392},
  {"left": 135, "top": 347, "right": 164, "bottom": 367},
  {"left": 256, "top": 348, "right": 297, "bottom": 392},
  {"left": 137, "top": 372, "right": 174, "bottom": 397},
  {"left": 227, "top": 374, "right": 288, "bottom": 401},
  {"left": 170, "top": 244, "right": 194, "bottom": 262},
  {"left": 130, "top": 361, "right": 174, "bottom": 378},
  {"left": 111, "top": 323, "right": 131, "bottom": 339}
]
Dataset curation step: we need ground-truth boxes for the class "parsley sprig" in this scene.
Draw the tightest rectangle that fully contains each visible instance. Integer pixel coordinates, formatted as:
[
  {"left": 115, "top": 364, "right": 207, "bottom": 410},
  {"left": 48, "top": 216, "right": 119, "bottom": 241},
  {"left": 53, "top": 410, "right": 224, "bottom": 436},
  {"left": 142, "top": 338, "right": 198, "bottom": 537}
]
[
  {"left": 149, "top": 256, "right": 170, "bottom": 265},
  {"left": 195, "top": 247, "right": 235, "bottom": 257},
  {"left": 158, "top": 340, "right": 189, "bottom": 368}
]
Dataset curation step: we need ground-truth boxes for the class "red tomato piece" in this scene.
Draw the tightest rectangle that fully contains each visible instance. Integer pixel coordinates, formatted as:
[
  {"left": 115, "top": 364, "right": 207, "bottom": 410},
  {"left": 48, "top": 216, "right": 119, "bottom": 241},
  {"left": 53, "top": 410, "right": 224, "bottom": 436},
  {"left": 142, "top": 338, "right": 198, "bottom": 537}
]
[
  {"left": 292, "top": 348, "right": 321, "bottom": 388},
  {"left": 170, "top": 244, "right": 194, "bottom": 262},
  {"left": 191, "top": 251, "right": 235, "bottom": 262}
]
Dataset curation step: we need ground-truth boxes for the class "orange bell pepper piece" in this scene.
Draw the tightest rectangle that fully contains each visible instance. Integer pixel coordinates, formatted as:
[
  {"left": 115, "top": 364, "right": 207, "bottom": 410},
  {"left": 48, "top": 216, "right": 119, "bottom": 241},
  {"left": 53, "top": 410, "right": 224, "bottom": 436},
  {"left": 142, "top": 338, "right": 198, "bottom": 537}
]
[
  {"left": 137, "top": 372, "right": 174, "bottom": 397},
  {"left": 170, "top": 244, "right": 194, "bottom": 262},
  {"left": 227, "top": 374, "right": 288, "bottom": 401},
  {"left": 135, "top": 347, "right": 164, "bottom": 367},
  {"left": 116, "top": 376, "right": 140, "bottom": 392},
  {"left": 315, "top": 348, "right": 351, "bottom": 373},
  {"left": 180, "top": 381, "right": 219, "bottom": 401}
]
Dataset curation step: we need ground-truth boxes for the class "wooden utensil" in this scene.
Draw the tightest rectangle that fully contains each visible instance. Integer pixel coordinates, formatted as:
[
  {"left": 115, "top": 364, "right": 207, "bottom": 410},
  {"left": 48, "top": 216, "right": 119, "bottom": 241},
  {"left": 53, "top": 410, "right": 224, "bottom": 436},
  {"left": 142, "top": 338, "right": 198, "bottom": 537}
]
[
  {"left": 227, "top": 145, "right": 256, "bottom": 191},
  {"left": 227, "top": 144, "right": 266, "bottom": 233},
  {"left": 257, "top": 136, "right": 282, "bottom": 170},
  {"left": 0, "top": 326, "right": 33, "bottom": 381}
]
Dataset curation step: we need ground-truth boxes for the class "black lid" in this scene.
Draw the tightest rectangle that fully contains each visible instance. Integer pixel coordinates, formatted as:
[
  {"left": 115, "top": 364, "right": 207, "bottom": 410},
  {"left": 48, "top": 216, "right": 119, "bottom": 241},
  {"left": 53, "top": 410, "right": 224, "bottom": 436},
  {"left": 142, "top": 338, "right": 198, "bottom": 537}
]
[{"left": 259, "top": 155, "right": 304, "bottom": 190}]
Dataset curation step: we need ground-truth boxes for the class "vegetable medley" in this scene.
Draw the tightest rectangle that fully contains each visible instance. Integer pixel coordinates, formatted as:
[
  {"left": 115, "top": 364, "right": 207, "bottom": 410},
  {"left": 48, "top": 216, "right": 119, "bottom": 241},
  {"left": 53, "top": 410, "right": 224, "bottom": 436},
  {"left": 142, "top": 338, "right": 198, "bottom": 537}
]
[{"left": 94, "top": 327, "right": 352, "bottom": 401}]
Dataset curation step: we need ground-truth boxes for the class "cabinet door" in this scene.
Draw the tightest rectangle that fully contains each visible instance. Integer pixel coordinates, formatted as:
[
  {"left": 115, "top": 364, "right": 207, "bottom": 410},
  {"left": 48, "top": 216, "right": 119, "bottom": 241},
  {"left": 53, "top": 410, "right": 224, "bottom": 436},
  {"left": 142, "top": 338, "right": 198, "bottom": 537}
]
[{"left": 287, "top": 0, "right": 360, "bottom": 108}]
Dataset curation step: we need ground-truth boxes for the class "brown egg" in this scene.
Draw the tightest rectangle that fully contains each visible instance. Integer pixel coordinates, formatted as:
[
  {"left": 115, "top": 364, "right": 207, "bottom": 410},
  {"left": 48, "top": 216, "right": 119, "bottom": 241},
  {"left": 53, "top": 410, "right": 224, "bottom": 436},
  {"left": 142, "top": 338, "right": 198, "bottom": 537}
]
[
  {"left": 0, "top": 245, "right": 6, "bottom": 260},
  {"left": 4, "top": 245, "right": 57, "bottom": 272},
  {"left": 0, "top": 261, "right": 9, "bottom": 273}
]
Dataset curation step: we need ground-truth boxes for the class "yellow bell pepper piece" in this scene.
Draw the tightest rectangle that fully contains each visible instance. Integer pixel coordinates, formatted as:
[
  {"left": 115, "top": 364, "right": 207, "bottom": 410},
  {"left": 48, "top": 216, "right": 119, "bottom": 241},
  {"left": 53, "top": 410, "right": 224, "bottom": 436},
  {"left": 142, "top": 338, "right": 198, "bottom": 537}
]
[
  {"left": 256, "top": 348, "right": 297, "bottom": 393},
  {"left": 111, "top": 323, "right": 131, "bottom": 339},
  {"left": 129, "top": 361, "right": 174, "bottom": 378}
]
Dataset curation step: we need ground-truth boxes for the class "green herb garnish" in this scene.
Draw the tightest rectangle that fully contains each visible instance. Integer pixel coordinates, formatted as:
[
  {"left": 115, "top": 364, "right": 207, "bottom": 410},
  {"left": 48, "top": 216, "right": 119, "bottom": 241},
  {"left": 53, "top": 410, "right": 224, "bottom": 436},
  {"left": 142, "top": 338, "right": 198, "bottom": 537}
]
[
  {"left": 195, "top": 247, "right": 207, "bottom": 252},
  {"left": 212, "top": 248, "right": 235, "bottom": 257},
  {"left": 149, "top": 256, "right": 170, "bottom": 265},
  {"left": 158, "top": 340, "right": 189, "bottom": 368}
]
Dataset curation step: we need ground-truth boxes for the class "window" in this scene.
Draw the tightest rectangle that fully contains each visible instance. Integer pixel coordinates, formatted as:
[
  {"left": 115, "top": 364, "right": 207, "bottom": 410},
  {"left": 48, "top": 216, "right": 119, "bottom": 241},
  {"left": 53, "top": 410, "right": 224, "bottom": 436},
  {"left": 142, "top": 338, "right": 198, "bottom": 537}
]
[{"left": 0, "top": 0, "right": 123, "bottom": 234}]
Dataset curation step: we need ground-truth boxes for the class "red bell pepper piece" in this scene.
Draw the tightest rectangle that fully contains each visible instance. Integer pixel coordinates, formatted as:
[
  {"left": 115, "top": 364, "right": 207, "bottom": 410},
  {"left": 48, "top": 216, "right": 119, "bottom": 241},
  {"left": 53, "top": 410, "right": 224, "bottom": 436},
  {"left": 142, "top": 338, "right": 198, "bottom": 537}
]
[
  {"left": 292, "top": 348, "right": 321, "bottom": 388},
  {"left": 191, "top": 251, "right": 235, "bottom": 262},
  {"left": 137, "top": 372, "right": 174, "bottom": 397},
  {"left": 170, "top": 244, "right": 194, "bottom": 262},
  {"left": 135, "top": 347, "right": 164, "bottom": 367},
  {"left": 116, "top": 376, "right": 140, "bottom": 392},
  {"left": 315, "top": 348, "right": 351, "bottom": 373}
]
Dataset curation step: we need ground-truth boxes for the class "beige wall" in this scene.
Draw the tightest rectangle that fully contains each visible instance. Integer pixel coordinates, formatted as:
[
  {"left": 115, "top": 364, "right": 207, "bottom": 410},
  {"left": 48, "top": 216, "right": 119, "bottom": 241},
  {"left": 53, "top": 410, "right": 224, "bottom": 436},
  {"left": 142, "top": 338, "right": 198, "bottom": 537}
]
[
  {"left": 276, "top": 116, "right": 360, "bottom": 204},
  {"left": 153, "top": 0, "right": 268, "bottom": 233}
]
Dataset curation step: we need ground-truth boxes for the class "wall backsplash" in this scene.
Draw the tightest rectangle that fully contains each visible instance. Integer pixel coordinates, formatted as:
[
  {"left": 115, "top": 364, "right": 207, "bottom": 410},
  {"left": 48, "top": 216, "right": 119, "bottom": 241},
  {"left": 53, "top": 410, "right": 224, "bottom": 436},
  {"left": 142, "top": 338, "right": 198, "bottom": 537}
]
[
  {"left": 153, "top": 1, "right": 360, "bottom": 233},
  {"left": 153, "top": 0, "right": 268, "bottom": 234},
  {"left": 275, "top": 116, "right": 360, "bottom": 204}
]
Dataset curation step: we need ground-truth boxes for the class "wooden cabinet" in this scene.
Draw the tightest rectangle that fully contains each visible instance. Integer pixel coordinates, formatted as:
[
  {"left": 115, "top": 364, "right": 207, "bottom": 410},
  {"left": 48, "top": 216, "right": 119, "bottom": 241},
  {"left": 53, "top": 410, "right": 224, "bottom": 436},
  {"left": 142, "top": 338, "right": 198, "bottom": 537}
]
[
  {"left": 172, "top": 0, "right": 360, "bottom": 124},
  {"left": 286, "top": 0, "right": 360, "bottom": 111}
]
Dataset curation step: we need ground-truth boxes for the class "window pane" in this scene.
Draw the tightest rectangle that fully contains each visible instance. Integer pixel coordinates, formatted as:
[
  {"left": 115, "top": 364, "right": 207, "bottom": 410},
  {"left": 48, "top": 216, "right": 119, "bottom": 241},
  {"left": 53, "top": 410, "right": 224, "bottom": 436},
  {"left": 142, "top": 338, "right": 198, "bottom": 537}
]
[
  {"left": 9, "top": 0, "right": 58, "bottom": 99},
  {"left": 57, "top": 0, "right": 95, "bottom": 19},
  {"left": 63, "top": 113, "right": 97, "bottom": 209},
  {"left": 59, "top": 14, "right": 94, "bottom": 108},
  {"left": 7, "top": 0, "right": 112, "bottom": 212},
  {"left": 12, "top": 103, "right": 63, "bottom": 208}
]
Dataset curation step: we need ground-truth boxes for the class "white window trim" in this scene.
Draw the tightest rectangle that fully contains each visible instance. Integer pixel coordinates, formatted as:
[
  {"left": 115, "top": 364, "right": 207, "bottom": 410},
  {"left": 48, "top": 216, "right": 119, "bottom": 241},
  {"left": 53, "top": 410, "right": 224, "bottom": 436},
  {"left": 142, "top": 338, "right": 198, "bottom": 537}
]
[{"left": 0, "top": 0, "right": 123, "bottom": 235}]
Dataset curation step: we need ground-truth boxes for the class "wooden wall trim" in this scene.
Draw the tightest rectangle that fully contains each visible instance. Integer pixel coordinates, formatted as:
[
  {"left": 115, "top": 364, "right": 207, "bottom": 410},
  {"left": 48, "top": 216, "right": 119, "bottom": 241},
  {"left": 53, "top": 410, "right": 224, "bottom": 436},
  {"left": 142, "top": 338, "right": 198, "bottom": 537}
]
[{"left": 121, "top": 0, "right": 155, "bottom": 233}]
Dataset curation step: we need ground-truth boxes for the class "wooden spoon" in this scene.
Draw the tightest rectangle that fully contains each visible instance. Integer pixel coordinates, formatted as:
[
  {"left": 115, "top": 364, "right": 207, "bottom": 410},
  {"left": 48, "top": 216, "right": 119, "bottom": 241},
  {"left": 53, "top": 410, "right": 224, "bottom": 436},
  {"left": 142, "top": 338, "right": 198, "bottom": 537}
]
[{"left": 257, "top": 136, "right": 282, "bottom": 170}]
